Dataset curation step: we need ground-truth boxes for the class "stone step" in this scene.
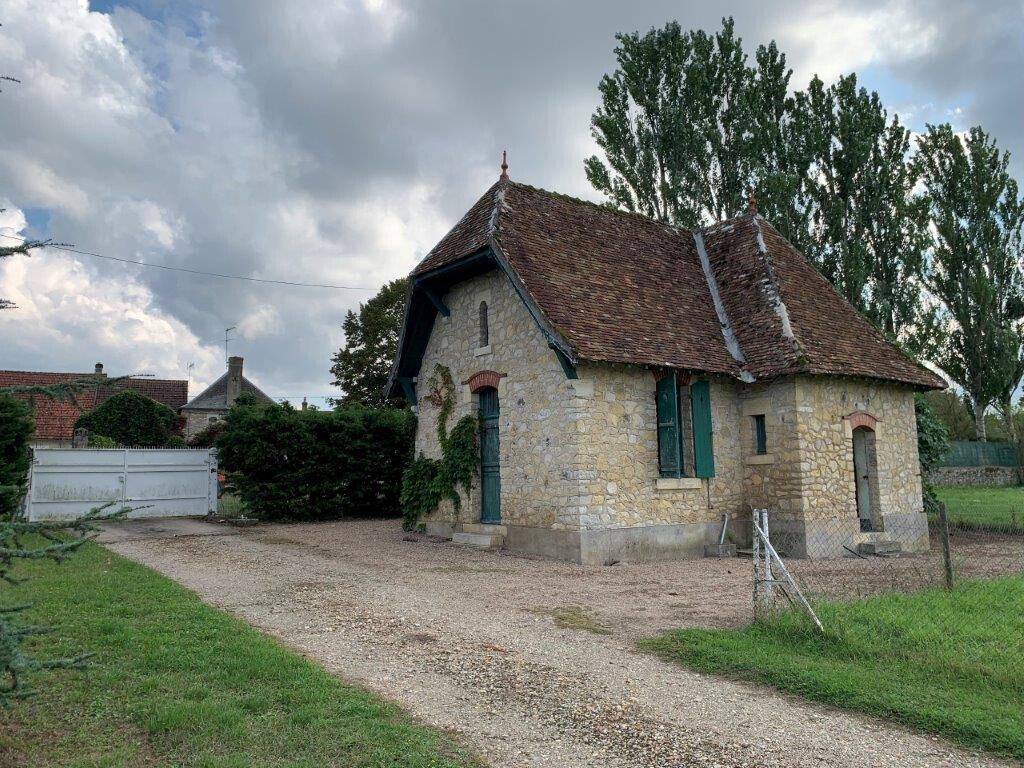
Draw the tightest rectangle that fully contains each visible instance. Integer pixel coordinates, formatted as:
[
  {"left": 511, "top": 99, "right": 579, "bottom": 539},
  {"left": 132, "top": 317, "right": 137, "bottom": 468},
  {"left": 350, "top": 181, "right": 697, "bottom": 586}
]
[
  {"left": 459, "top": 523, "right": 508, "bottom": 536},
  {"left": 451, "top": 531, "right": 505, "bottom": 550},
  {"left": 857, "top": 539, "right": 902, "bottom": 556}
]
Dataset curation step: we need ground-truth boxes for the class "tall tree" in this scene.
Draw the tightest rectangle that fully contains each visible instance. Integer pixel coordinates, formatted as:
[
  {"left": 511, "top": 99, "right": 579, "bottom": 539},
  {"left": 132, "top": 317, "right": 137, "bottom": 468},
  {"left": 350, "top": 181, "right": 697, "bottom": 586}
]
[
  {"left": 584, "top": 18, "right": 798, "bottom": 227},
  {"left": 585, "top": 22, "right": 932, "bottom": 354},
  {"left": 796, "top": 74, "right": 932, "bottom": 351},
  {"left": 330, "top": 277, "right": 409, "bottom": 408},
  {"left": 916, "top": 124, "right": 1024, "bottom": 439}
]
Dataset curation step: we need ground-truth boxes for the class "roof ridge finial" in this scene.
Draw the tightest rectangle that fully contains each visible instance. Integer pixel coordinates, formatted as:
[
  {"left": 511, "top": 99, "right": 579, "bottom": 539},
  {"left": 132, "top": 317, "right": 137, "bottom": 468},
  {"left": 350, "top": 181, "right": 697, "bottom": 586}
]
[
  {"left": 747, "top": 189, "right": 757, "bottom": 214},
  {"left": 500, "top": 149, "right": 509, "bottom": 180}
]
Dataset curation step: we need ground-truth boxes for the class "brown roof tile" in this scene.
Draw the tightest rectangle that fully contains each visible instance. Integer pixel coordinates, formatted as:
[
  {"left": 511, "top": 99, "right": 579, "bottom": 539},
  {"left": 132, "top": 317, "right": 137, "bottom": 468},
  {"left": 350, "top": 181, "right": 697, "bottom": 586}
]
[{"left": 405, "top": 179, "right": 944, "bottom": 390}]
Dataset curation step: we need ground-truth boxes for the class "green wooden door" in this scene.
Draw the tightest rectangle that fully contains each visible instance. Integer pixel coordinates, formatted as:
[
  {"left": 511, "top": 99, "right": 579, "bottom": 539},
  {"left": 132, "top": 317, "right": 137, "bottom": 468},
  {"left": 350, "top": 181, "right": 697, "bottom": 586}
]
[{"left": 479, "top": 388, "right": 501, "bottom": 523}]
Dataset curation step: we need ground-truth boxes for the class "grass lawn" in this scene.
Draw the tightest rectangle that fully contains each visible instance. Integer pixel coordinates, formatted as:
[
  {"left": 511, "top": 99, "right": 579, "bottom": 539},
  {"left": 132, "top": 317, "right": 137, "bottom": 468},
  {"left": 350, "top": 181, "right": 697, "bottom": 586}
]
[
  {"left": 935, "top": 485, "right": 1024, "bottom": 531},
  {"left": 640, "top": 578, "right": 1024, "bottom": 759},
  {"left": 1, "top": 542, "right": 485, "bottom": 768}
]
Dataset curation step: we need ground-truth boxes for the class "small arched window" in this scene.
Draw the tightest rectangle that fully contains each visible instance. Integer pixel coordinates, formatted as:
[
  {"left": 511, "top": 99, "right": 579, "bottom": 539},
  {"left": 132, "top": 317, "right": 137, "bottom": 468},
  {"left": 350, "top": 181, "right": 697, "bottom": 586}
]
[{"left": 478, "top": 301, "right": 489, "bottom": 347}]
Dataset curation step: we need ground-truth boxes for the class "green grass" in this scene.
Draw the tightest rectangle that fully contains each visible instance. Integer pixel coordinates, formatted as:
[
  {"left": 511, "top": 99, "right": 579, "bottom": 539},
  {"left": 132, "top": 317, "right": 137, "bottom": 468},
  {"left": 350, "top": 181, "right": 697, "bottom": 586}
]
[
  {"left": 935, "top": 485, "right": 1024, "bottom": 531},
  {"left": 1, "top": 542, "right": 485, "bottom": 768},
  {"left": 640, "top": 578, "right": 1024, "bottom": 759},
  {"left": 217, "top": 492, "right": 248, "bottom": 518}
]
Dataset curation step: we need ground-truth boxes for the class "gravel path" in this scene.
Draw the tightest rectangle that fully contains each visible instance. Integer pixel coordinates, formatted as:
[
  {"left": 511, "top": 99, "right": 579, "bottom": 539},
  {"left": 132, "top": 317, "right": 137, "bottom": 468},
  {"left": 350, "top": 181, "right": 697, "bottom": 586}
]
[{"left": 99, "top": 518, "right": 1013, "bottom": 768}]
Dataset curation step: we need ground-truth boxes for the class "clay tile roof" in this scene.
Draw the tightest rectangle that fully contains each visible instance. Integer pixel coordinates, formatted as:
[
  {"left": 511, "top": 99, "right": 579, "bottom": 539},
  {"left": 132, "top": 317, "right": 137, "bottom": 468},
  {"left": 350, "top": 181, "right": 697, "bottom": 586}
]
[
  {"left": 405, "top": 179, "right": 944, "bottom": 390},
  {"left": 0, "top": 370, "right": 189, "bottom": 442}
]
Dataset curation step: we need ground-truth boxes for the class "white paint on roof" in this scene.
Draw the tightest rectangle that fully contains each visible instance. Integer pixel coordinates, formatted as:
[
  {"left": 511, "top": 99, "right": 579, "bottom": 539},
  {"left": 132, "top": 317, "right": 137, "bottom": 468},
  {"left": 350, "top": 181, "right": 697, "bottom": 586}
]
[
  {"left": 752, "top": 218, "right": 796, "bottom": 341},
  {"left": 693, "top": 232, "right": 752, "bottom": 382},
  {"left": 489, "top": 184, "right": 507, "bottom": 236}
]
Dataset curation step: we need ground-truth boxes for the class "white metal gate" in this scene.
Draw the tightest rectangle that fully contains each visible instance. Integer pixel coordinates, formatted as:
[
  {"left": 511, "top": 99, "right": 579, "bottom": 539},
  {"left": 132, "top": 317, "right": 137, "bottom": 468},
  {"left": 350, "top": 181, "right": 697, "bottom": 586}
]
[{"left": 26, "top": 448, "right": 218, "bottom": 521}]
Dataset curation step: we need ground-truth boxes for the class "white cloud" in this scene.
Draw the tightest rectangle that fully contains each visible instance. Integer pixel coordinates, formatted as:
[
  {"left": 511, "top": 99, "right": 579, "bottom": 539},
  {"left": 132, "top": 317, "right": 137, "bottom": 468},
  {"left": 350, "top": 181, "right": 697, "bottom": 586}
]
[{"left": 772, "top": 2, "right": 939, "bottom": 85}]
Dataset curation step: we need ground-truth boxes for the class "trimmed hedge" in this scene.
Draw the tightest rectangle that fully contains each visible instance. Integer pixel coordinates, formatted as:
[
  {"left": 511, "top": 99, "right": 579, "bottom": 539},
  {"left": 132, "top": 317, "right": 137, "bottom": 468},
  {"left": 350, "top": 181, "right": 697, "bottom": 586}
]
[{"left": 215, "top": 396, "right": 415, "bottom": 521}]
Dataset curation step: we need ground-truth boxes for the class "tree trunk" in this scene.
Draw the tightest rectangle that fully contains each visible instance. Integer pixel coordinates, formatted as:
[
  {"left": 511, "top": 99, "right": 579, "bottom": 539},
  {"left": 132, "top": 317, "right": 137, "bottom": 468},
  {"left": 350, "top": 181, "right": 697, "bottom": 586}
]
[{"left": 974, "top": 400, "right": 988, "bottom": 441}]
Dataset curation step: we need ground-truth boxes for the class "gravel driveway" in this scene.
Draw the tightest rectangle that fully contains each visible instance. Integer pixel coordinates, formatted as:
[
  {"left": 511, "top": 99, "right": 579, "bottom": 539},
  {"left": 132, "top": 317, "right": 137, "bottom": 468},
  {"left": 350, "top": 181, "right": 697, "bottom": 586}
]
[{"left": 99, "top": 518, "right": 1010, "bottom": 768}]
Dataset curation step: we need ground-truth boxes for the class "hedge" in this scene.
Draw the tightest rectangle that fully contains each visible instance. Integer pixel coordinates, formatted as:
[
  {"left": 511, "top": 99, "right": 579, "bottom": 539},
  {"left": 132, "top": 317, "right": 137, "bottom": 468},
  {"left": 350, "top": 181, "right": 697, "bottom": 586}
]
[{"left": 215, "top": 396, "right": 415, "bottom": 521}]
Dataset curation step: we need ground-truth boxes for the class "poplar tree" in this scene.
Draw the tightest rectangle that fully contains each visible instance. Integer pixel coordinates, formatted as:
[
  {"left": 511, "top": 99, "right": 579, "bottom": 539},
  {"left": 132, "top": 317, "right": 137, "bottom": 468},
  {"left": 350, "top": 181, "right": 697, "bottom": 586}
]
[
  {"left": 915, "top": 124, "right": 1024, "bottom": 439},
  {"left": 797, "top": 74, "right": 933, "bottom": 353},
  {"left": 585, "top": 21, "right": 932, "bottom": 354},
  {"left": 584, "top": 18, "right": 801, "bottom": 228}
]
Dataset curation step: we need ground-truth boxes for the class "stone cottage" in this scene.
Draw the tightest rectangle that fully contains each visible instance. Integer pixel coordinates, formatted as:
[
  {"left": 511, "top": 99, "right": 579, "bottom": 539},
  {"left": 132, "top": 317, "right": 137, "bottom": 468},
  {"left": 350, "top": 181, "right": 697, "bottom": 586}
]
[
  {"left": 387, "top": 169, "right": 945, "bottom": 564},
  {"left": 181, "top": 356, "right": 275, "bottom": 438}
]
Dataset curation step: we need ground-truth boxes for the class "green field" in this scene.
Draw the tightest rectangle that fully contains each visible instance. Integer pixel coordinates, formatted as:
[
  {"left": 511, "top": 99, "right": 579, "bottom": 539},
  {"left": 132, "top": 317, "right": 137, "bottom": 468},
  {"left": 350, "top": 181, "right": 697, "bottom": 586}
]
[
  {"left": 935, "top": 485, "right": 1024, "bottom": 531},
  {"left": 640, "top": 578, "right": 1024, "bottom": 759},
  {"left": 1, "top": 542, "right": 484, "bottom": 768}
]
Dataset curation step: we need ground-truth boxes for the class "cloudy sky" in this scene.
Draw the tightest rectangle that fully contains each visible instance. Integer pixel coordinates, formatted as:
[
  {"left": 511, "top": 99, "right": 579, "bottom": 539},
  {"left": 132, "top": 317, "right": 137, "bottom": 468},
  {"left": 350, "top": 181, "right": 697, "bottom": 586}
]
[{"left": 1, "top": 0, "right": 1022, "bottom": 404}]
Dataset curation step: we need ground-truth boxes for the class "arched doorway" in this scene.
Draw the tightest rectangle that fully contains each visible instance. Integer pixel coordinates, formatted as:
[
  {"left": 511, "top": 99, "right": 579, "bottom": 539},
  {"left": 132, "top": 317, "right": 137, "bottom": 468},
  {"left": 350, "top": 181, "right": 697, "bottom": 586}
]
[
  {"left": 478, "top": 387, "right": 501, "bottom": 524},
  {"left": 852, "top": 426, "right": 880, "bottom": 531}
]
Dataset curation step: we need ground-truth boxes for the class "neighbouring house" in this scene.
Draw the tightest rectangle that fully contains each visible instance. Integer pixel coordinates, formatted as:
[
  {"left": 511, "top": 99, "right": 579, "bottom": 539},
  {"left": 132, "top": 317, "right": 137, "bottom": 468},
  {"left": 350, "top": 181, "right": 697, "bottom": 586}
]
[
  {"left": 0, "top": 363, "right": 188, "bottom": 448},
  {"left": 180, "top": 356, "right": 275, "bottom": 438},
  {"left": 387, "top": 171, "right": 945, "bottom": 564}
]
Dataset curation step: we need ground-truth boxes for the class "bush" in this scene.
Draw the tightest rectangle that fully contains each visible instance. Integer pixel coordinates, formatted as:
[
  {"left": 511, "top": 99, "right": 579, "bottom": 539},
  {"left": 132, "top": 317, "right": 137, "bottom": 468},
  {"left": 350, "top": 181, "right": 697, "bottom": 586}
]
[
  {"left": 86, "top": 433, "right": 118, "bottom": 448},
  {"left": 75, "top": 390, "right": 179, "bottom": 447},
  {"left": 189, "top": 420, "right": 224, "bottom": 448},
  {"left": 0, "top": 395, "right": 33, "bottom": 518},
  {"left": 215, "top": 398, "right": 415, "bottom": 521}
]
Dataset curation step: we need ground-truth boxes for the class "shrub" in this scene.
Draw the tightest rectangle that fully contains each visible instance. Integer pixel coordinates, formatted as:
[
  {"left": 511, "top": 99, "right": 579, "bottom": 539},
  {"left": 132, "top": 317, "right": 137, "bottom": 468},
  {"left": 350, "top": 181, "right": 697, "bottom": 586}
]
[
  {"left": 188, "top": 420, "right": 224, "bottom": 448},
  {"left": 215, "top": 398, "right": 415, "bottom": 521},
  {"left": 0, "top": 395, "right": 33, "bottom": 518},
  {"left": 86, "top": 433, "right": 118, "bottom": 448},
  {"left": 75, "top": 390, "right": 179, "bottom": 447}
]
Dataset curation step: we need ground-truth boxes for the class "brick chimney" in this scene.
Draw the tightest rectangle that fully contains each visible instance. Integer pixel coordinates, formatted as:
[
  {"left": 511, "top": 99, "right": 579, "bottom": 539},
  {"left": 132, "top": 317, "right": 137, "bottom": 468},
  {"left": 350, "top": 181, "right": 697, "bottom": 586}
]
[
  {"left": 226, "top": 356, "right": 243, "bottom": 406},
  {"left": 94, "top": 362, "right": 104, "bottom": 375}
]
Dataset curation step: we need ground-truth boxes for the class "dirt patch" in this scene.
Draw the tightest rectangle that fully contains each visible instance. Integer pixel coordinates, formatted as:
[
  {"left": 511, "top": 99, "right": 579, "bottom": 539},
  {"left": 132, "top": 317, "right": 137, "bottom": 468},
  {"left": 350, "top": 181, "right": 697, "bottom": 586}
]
[{"left": 526, "top": 605, "right": 612, "bottom": 635}]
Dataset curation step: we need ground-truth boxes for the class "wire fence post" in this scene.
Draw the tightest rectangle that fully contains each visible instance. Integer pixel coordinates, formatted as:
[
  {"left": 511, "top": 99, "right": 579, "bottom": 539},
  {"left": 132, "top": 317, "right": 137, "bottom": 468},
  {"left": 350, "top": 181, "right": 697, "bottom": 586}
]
[
  {"left": 752, "top": 506, "right": 763, "bottom": 617},
  {"left": 938, "top": 501, "right": 955, "bottom": 589},
  {"left": 761, "top": 509, "right": 774, "bottom": 606}
]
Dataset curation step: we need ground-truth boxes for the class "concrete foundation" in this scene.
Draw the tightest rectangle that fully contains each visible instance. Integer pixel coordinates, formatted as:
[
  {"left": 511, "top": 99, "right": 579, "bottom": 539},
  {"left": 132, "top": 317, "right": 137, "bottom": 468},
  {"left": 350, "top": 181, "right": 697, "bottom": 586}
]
[
  {"left": 503, "top": 522, "right": 722, "bottom": 564},
  {"left": 881, "top": 511, "right": 931, "bottom": 553}
]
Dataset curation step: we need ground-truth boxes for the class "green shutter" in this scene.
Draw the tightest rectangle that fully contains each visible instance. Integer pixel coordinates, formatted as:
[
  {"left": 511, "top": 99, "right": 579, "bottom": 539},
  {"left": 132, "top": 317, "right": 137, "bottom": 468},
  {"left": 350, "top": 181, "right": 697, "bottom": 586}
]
[
  {"left": 691, "top": 379, "right": 715, "bottom": 478},
  {"left": 656, "top": 374, "right": 681, "bottom": 478}
]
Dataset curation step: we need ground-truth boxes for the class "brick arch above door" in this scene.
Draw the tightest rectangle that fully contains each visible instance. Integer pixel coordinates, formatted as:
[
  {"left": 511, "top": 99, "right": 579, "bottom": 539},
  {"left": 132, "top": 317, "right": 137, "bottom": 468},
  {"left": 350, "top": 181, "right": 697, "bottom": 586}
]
[
  {"left": 464, "top": 370, "right": 506, "bottom": 393},
  {"left": 844, "top": 410, "right": 882, "bottom": 437}
]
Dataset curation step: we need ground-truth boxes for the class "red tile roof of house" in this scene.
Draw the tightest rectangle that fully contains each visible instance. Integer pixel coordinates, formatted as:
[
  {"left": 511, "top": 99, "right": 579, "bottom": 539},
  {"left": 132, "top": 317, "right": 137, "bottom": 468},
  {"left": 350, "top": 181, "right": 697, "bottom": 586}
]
[
  {"left": 408, "top": 179, "right": 944, "bottom": 390},
  {"left": 0, "top": 370, "right": 188, "bottom": 442}
]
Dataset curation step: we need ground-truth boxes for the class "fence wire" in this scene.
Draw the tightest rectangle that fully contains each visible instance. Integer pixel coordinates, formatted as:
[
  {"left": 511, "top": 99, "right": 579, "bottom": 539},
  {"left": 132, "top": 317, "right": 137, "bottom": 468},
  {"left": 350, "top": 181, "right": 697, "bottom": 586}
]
[{"left": 752, "top": 504, "right": 1024, "bottom": 627}]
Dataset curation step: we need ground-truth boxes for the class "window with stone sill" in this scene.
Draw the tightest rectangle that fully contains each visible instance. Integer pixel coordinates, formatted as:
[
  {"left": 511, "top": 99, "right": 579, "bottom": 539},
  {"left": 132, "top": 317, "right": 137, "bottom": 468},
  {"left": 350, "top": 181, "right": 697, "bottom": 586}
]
[
  {"left": 752, "top": 414, "right": 767, "bottom": 454},
  {"left": 478, "top": 301, "right": 489, "bottom": 347}
]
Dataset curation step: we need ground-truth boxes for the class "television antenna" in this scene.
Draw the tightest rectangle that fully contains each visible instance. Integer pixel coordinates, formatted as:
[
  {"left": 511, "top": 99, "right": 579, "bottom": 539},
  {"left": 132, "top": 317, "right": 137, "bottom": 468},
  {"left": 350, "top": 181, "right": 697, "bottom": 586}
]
[{"left": 225, "top": 326, "right": 236, "bottom": 363}]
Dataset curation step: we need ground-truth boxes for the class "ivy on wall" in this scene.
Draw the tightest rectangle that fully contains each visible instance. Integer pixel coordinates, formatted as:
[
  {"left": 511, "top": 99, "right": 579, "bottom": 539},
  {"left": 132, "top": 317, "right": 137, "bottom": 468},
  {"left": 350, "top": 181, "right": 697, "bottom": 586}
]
[{"left": 400, "top": 363, "right": 479, "bottom": 531}]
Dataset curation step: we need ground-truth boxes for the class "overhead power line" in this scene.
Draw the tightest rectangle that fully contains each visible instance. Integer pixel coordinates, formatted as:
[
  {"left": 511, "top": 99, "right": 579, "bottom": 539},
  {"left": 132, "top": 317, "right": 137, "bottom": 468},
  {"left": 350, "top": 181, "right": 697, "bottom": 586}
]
[{"left": 0, "top": 232, "right": 374, "bottom": 290}]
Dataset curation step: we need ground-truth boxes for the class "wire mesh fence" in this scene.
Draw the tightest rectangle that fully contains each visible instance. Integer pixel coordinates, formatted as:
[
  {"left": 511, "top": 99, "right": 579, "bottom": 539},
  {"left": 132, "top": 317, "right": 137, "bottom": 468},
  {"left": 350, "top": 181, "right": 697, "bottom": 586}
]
[{"left": 752, "top": 504, "right": 1024, "bottom": 629}]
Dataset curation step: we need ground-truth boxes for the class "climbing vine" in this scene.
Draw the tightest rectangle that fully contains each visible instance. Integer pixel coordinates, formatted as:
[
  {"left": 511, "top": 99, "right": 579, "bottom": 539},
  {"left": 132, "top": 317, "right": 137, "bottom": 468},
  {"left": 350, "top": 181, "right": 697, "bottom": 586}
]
[{"left": 400, "top": 363, "right": 479, "bottom": 531}]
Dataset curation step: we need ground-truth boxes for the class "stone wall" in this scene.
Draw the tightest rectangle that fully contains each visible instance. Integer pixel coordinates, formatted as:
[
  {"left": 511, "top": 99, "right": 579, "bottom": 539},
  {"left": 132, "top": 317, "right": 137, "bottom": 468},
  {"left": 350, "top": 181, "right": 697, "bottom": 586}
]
[
  {"left": 931, "top": 466, "right": 1020, "bottom": 487},
  {"left": 790, "top": 378, "right": 922, "bottom": 522},
  {"left": 571, "top": 365, "right": 744, "bottom": 530},
  {"left": 414, "top": 269, "right": 583, "bottom": 532},
  {"left": 183, "top": 409, "right": 225, "bottom": 438}
]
